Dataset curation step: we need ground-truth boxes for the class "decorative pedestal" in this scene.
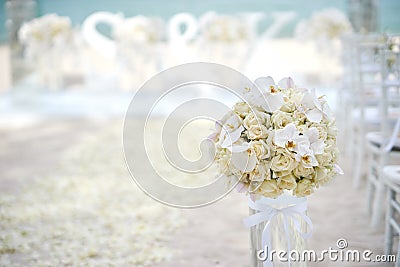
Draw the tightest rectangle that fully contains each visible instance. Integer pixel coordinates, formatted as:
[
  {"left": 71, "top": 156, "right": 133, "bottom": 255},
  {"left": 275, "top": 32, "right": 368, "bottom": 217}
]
[{"left": 247, "top": 194, "right": 310, "bottom": 267}]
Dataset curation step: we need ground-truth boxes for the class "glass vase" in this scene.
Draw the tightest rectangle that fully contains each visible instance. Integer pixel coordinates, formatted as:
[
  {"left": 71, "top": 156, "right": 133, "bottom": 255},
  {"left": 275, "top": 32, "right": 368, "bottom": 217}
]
[{"left": 249, "top": 194, "right": 308, "bottom": 267}]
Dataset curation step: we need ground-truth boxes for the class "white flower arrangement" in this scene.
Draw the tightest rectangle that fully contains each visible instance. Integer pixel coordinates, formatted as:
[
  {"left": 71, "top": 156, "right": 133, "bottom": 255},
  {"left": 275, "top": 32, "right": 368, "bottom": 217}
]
[
  {"left": 199, "top": 12, "right": 250, "bottom": 42},
  {"left": 295, "top": 8, "right": 353, "bottom": 41},
  {"left": 210, "top": 77, "right": 342, "bottom": 199},
  {"left": 114, "top": 16, "right": 164, "bottom": 44},
  {"left": 19, "top": 13, "right": 72, "bottom": 56}
]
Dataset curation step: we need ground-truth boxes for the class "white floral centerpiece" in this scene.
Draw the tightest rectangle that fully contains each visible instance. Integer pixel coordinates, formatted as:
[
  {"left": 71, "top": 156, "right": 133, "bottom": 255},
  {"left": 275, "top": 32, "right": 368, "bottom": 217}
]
[
  {"left": 209, "top": 76, "right": 342, "bottom": 266},
  {"left": 19, "top": 14, "right": 73, "bottom": 89},
  {"left": 211, "top": 76, "right": 342, "bottom": 198},
  {"left": 114, "top": 16, "right": 164, "bottom": 44},
  {"left": 295, "top": 8, "right": 353, "bottom": 42},
  {"left": 198, "top": 12, "right": 252, "bottom": 69},
  {"left": 19, "top": 13, "right": 72, "bottom": 59},
  {"left": 199, "top": 12, "right": 250, "bottom": 43}
]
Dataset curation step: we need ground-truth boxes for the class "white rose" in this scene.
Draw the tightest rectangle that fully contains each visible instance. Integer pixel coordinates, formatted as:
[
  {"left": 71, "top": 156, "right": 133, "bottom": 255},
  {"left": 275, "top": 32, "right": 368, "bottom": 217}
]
[
  {"left": 249, "top": 163, "right": 271, "bottom": 182},
  {"left": 250, "top": 140, "right": 271, "bottom": 160},
  {"left": 258, "top": 179, "right": 283, "bottom": 198},
  {"left": 247, "top": 125, "right": 269, "bottom": 140},
  {"left": 327, "top": 119, "right": 337, "bottom": 137},
  {"left": 309, "top": 123, "right": 328, "bottom": 141},
  {"left": 294, "top": 179, "right": 314, "bottom": 197},
  {"left": 293, "top": 164, "right": 315, "bottom": 179},
  {"left": 315, "top": 167, "right": 335, "bottom": 186},
  {"left": 243, "top": 110, "right": 271, "bottom": 129},
  {"left": 324, "top": 138, "right": 336, "bottom": 153},
  {"left": 233, "top": 102, "right": 251, "bottom": 118},
  {"left": 316, "top": 152, "right": 333, "bottom": 166},
  {"left": 271, "top": 110, "right": 293, "bottom": 129},
  {"left": 277, "top": 173, "right": 297, "bottom": 190},
  {"left": 217, "top": 149, "right": 232, "bottom": 174},
  {"left": 271, "top": 150, "right": 297, "bottom": 175},
  {"left": 293, "top": 110, "right": 307, "bottom": 125}
]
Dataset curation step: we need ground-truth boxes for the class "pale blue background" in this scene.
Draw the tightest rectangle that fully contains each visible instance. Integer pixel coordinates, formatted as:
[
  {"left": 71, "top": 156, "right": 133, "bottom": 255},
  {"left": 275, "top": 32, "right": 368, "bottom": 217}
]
[{"left": 0, "top": 0, "right": 399, "bottom": 42}]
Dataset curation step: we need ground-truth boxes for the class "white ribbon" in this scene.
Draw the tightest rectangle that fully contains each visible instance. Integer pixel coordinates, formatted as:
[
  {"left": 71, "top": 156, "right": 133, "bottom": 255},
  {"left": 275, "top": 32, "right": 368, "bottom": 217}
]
[{"left": 243, "top": 196, "right": 313, "bottom": 267}]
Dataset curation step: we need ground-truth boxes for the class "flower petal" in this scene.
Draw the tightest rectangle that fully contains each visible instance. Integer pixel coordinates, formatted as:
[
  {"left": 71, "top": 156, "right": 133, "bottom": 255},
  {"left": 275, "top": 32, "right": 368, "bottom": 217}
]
[
  {"left": 278, "top": 77, "right": 295, "bottom": 89},
  {"left": 254, "top": 76, "right": 275, "bottom": 91},
  {"left": 305, "top": 109, "right": 323, "bottom": 123},
  {"left": 334, "top": 164, "right": 344, "bottom": 175},
  {"left": 220, "top": 125, "right": 244, "bottom": 148},
  {"left": 311, "top": 139, "right": 325, "bottom": 155},
  {"left": 264, "top": 93, "right": 284, "bottom": 113}
]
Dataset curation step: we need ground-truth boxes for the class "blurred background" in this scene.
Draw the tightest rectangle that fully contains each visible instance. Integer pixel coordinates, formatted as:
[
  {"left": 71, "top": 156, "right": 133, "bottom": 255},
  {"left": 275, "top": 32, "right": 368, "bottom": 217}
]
[{"left": 1, "top": 0, "right": 400, "bottom": 266}]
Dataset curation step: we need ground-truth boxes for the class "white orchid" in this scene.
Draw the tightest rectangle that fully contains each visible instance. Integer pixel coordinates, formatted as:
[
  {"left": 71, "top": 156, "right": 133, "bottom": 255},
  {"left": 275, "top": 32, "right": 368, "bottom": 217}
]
[
  {"left": 304, "top": 127, "right": 325, "bottom": 155},
  {"left": 295, "top": 148, "right": 319, "bottom": 168},
  {"left": 274, "top": 123, "right": 309, "bottom": 154},
  {"left": 300, "top": 89, "right": 331, "bottom": 123},
  {"left": 219, "top": 115, "right": 244, "bottom": 149},
  {"left": 250, "top": 76, "right": 285, "bottom": 113},
  {"left": 230, "top": 142, "right": 257, "bottom": 173}
]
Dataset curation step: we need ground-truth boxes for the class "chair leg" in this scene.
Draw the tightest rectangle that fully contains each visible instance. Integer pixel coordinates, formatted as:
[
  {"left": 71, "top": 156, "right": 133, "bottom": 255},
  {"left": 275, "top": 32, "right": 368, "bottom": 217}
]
[
  {"left": 385, "top": 187, "right": 394, "bottom": 255},
  {"left": 371, "top": 183, "right": 386, "bottom": 227},
  {"left": 353, "top": 137, "right": 364, "bottom": 188},
  {"left": 366, "top": 146, "right": 375, "bottom": 215},
  {"left": 366, "top": 179, "right": 375, "bottom": 216}
]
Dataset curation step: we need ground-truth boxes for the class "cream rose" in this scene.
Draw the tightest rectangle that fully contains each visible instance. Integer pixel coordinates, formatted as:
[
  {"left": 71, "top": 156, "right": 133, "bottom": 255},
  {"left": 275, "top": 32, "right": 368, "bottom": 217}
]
[
  {"left": 258, "top": 179, "right": 282, "bottom": 198},
  {"left": 277, "top": 173, "right": 297, "bottom": 190},
  {"left": 250, "top": 140, "right": 271, "bottom": 160},
  {"left": 316, "top": 152, "right": 333, "bottom": 167},
  {"left": 243, "top": 110, "right": 271, "bottom": 129},
  {"left": 309, "top": 123, "right": 328, "bottom": 141},
  {"left": 217, "top": 149, "right": 232, "bottom": 174},
  {"left": 270, "top": 150, "right": 297, "bottom": 175},
  {"left": 294, "top": 179, "right": 314, "bottom": 197},
  {"left": 314, "top": 167, "right": 335, "bottom": 186},
  {"left": 271, "top": 110, "right": 293, "bottom": 129},
  {"left": 247, "top": 125, "right": 269, "bottom": 140},
  {"left": 293, "top": 164, "right": 315, "bottom": 178},
  {"left": 233, "top": 102, "right": 250, "bottom": 118},
  {"left": 249, "top": 163, "right": 271, "bottom": 182}
]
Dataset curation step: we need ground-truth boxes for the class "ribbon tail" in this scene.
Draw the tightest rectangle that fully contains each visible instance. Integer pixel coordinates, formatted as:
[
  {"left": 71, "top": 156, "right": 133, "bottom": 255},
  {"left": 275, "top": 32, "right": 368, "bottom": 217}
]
[{"left": 262, "top": 221, "right": 273, "bottom": 267}]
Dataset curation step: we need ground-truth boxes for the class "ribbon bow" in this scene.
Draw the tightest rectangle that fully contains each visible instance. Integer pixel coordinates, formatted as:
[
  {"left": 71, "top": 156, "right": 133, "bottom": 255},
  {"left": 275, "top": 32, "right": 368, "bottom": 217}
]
[{"left": 243, "top": 196, "right": 313, "bottom": 267}]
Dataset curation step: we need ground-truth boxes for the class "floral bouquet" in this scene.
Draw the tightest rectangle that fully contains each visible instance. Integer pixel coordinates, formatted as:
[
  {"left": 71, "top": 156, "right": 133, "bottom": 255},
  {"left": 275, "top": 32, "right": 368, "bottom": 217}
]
[
  {"left": 197, "top": 12, "right": 252, "bottom": 69},
  {"left": 18, "top": 14, "right": 73, "bottom": 89},
  {"left": 209, "top": 76, "right": 342, "bottom": 266},
  {"left": 19, "top": 13, "right": 72, "bottom": 59},
  {"left": 210, "top": 76, "right": 342, "bottom": 199},
  {"left": 295, "top": 8, "right": 353, "bottom": 42},
  {"left": 199, "top": 12, "right": 250, "bottom": 43},
  {"left": 114, "top": 16, "right": 164, "bottom": 44}
]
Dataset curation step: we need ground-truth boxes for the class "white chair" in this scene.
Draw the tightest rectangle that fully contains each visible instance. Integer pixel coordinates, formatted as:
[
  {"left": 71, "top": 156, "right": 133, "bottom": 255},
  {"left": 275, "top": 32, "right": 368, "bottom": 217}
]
[
  {"left": 367, "top": 44, "right": 400, "bottom": 227},
  {"left": 383, "top": 165, "right": 400, "bottom": 260},
  {"left": 342, "top": 34, "right": 386, "bottom": 188}
]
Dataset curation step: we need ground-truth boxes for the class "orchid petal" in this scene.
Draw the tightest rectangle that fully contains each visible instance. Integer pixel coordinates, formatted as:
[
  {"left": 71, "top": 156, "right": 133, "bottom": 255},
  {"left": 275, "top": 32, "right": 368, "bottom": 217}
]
[
  {"left": 306, "top": 127, "right": 320, "bottom": 143},
  {"left": 334, "top": 164, "right": 344, "bottom": 175},
  {"left": 220, "top": 125, "right": 244, "bottom": 148},
  {"left": 264, "top": 93, "right": 284, "bottom": 113},
  {"left": 278, "top": 77, "right": 295, "bottom": 89},
  {"left": 254, "top": 76, "right": 275, "bottom": 91},
  {"left": 274, "top": 124, "right": 297, "bottom": 147},
  {"left": 306, "top": 109, "right": 323, "bottom": 123},
  {"left": 311, "top": 139, "right": 325, "bottom": 155}
]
